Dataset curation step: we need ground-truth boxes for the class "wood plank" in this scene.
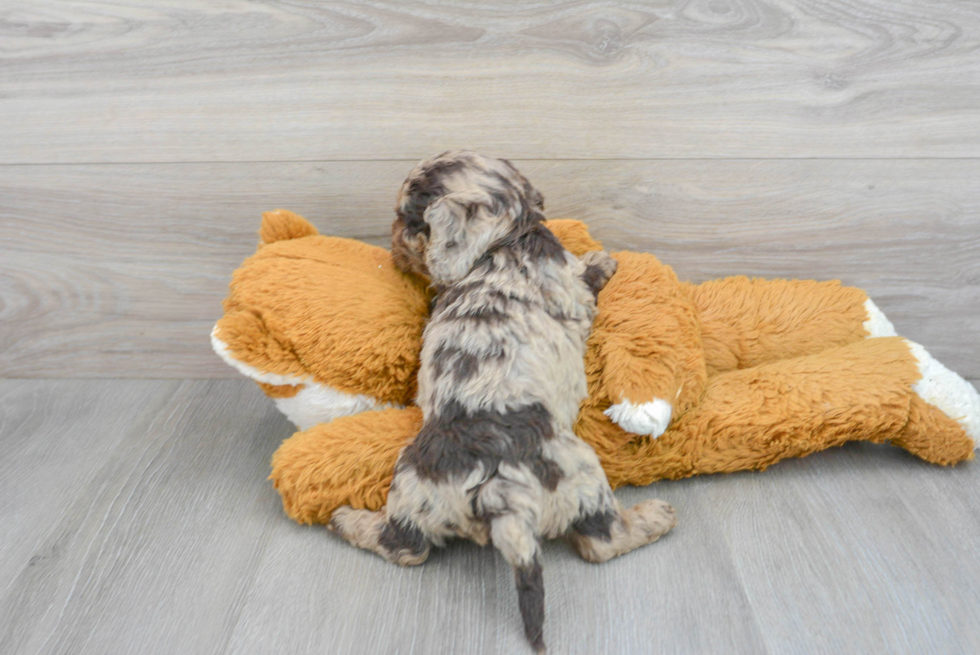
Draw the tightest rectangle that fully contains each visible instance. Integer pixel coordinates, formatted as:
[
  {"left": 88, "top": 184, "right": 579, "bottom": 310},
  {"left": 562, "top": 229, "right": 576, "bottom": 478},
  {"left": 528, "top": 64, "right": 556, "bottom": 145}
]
[
  {"left": 0, "top": 379, "right": 181, "bottom": 597},
  {"left": 0, "top": 379, "right": 292, "bottom": 655},
  {"left": 707, "top": 443, "right": 980, "bottom": 654},
  {"left": 2, "top": 380, "right": 978, "bottom": 653},
  {"left": 2, "top": 160, "right": 977, "bottom": 378},
  {"left": 3, "top": 0, "right": 980, "bottom": 162},
  {"left": 0, "top": 379, "right": 764, "bottom": 654},
  {"left": 223, "top": 481, "right": 768, "bottom": 655}
]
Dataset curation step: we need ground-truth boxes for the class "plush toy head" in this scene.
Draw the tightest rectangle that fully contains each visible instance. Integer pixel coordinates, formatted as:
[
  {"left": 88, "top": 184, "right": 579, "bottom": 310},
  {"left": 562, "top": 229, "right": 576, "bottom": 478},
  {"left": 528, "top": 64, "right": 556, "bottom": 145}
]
[{"left": 211, "top": 210, "right": 431, "bottom": 428}]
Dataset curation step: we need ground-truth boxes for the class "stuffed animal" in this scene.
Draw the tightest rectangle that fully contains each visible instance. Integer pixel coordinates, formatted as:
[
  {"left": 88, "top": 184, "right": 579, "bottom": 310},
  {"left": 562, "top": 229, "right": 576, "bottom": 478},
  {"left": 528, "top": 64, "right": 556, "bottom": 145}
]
[{"left": 212, "top": 210, "right": 980, "bottom": 525}]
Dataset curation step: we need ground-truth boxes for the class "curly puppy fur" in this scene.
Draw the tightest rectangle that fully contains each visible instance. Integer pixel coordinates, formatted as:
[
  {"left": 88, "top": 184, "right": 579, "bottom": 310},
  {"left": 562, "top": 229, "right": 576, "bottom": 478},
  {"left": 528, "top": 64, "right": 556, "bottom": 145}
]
[{"left": 330, "top": 151, "right": 677, "bottom": 653}]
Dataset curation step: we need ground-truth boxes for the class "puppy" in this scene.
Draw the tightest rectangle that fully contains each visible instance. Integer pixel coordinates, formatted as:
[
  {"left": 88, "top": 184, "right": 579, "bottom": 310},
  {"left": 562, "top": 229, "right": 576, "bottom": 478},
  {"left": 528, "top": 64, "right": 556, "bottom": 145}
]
[{"left": 329, "top": 151, "right": 676, "bottom": 653}]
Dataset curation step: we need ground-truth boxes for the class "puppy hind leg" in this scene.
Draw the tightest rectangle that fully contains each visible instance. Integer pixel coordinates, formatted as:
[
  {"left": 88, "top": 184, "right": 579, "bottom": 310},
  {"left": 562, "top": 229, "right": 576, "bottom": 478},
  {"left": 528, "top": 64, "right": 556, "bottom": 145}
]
[
  {"left": 490, "top": 513, "right": 546, "bottom": 654},
  {"left": 328, "top": 506, "right": 431, "bottom": 566},
  {"left": 568, "top": 497, "right": 677, "bottom": 564}
]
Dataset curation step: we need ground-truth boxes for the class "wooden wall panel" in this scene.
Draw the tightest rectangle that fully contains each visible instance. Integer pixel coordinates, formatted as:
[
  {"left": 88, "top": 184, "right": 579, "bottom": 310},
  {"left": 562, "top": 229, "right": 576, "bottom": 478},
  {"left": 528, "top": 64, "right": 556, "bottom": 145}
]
[
  {"left": 1, "top": 160, "right": 977, "bottom": 378},
  {"left": 2, "top": 0, "right": 980, "bottom": 162}
]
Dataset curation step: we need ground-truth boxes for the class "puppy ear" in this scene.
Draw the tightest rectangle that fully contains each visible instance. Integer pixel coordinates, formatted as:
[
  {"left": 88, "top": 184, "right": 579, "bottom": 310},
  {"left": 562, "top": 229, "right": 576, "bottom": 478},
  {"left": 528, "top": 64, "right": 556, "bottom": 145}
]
[
  {"left": 423, "top": 196, "right": 468, "bottom": 244},
  {"left": 391, "top": 213, "right": 431, "bottom": 278},
  {"left": 422, "top": 195, "right": 482, "bottom": 284}
]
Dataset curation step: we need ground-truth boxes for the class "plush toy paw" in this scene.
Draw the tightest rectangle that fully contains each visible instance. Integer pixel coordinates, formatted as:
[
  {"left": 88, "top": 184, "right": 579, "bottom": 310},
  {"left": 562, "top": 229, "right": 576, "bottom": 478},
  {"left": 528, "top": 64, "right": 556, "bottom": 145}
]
[
  {"left": 906, "top": 340, "right": 980, "bottom": 446},
  {"left": 604, "top": 398, "right": 673, "bottom": 438}
]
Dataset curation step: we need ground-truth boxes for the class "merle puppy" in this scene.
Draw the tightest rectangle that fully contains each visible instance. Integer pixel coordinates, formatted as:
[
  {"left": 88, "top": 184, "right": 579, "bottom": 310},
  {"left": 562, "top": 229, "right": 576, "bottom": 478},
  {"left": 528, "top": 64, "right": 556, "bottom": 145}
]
[{"left": 329, "top": 151, "right": 677, "bottom": 653}]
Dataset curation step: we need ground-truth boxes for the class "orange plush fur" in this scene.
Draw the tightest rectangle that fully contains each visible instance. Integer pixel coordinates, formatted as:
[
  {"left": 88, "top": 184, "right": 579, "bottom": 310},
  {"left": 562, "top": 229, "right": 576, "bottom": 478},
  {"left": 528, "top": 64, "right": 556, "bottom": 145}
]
[{"left": 212, "top": 211, "right": 976, "bottom": 525}]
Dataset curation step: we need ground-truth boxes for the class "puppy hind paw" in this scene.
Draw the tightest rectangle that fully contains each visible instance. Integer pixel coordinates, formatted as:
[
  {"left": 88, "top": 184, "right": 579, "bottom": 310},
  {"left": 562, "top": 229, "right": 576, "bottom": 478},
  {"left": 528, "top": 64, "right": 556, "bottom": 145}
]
[
  {"left": 629, "top": 498, "right": 678, "bottom": 540},
  {"left": 326, "top": 505, "right": 353, "bottom": 534}
]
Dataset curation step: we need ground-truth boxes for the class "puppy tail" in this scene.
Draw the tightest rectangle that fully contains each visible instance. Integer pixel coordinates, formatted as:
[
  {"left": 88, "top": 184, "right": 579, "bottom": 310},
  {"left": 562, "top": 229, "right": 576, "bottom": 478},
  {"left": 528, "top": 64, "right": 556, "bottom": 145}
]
[{"left": 491, "top": 513, "right": 546, "bottom": 653}]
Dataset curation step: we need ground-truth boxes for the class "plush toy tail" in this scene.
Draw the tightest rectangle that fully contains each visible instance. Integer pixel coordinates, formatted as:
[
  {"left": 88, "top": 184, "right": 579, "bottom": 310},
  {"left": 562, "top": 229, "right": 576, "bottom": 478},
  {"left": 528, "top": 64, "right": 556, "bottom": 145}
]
[{"left": 259, "top": 209, "right": 318, "bottom": 246}]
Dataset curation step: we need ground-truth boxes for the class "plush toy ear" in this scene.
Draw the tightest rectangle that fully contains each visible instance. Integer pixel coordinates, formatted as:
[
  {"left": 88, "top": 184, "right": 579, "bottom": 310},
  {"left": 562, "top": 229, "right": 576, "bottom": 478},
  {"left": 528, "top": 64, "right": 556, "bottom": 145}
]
[{"left": 259, "top": 209, "right": 318, "bottom": 246}]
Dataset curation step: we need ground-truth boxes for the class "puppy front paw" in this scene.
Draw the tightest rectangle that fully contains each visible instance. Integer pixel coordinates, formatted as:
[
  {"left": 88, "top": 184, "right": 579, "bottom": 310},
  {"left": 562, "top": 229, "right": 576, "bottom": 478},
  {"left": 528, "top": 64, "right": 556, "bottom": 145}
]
[
  {"left": 604, "top": 398, "right": 672, "bottom": 438},
  {"left": 581, "top": 250, "right": 618, "bottom": 297}
]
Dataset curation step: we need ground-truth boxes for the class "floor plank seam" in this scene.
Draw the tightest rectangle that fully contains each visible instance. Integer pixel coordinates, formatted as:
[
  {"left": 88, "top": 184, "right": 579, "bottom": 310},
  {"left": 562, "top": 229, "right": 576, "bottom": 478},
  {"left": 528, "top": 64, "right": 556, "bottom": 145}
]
[{"left": 5, "top": 156, "right": 980, "bottom": 167}]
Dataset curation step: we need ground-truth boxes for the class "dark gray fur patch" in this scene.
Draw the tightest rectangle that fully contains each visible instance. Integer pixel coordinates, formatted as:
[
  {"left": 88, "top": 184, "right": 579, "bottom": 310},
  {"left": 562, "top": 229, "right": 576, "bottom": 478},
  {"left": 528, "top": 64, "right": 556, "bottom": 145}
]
[
  {"left": 474, "top": 222, "right": 565, "bottom": 272},
  {"left": 440, "top": 303, "right": 509, "bottom": 324},
  {"left": 571, "top": 509, "right": 617, "bottom": 540},
  {"left": 433, "top": 280, "right": 486, "bottom": 309},
  {"left": 430, "top": 344, "right": 482, "bottom": 383},
  {"left": 396, "top": 157, "right": 470, "bottom": 237},
  {"left": 399, "top": 401, "right": 563, "bottom": 493},
  {"left": 516, "top": 222, "right": 564, "bottom": 262},
  {"left": 489, "top": 189, "right": 510, "bottom": 214},
  {"left": 515, "top": 558, "right": 545, "bottom": 652},
  {"left": 379, "top": 517, "right": 429, "bottom": 557},
  {"left": 433, "top": 283, "right": 530, "bottom": 323}
]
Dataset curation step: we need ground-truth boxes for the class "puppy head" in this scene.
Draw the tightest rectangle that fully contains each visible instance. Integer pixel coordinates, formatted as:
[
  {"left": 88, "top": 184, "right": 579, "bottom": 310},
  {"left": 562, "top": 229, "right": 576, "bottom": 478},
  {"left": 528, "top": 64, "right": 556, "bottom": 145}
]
[{"left": 392, "top": 150, "right": 544, "bottom": 285}]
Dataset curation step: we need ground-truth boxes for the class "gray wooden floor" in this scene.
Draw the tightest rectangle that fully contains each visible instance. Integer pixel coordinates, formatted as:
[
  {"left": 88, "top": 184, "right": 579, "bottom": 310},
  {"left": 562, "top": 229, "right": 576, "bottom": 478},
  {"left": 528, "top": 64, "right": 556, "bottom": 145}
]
[
  {"left": 2, "top": 379, "right": 978, "bottom": 655},
  {"left": 3, "top": 1, "right": 980, "bottom": 653}
]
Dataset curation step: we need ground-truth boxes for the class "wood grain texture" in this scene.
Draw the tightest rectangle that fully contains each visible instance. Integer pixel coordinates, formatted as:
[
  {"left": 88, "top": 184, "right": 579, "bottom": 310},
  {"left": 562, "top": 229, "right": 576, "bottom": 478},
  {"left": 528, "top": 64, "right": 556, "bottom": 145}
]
[
  {"left": 709, "top": 444, "right": 980, "bottom": 655},
  {"left": 2, "top": 160, "right": 978, "bottom": 378},
  {"left": 225, "top": 483, "right": 768, "bottom": 655},
  {"left": 3, "top": 0, "right": 980, "bottom": 162},
  {"left": 0, "top": 379, "right": 182, "bottom": 600},
  {"left": 0, "top": 379, "right": 291, "bottom": 655},
  {"left": 1, "top": 380, "right": 978, "bottom": 654}
]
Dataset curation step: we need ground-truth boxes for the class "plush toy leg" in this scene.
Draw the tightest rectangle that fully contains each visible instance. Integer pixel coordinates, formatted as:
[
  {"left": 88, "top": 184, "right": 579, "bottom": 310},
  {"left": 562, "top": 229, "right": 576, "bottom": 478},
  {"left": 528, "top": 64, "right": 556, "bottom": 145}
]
[
  {"left": 603, "top": 337, "right": 975, "bottom": 487},
  {"left": 895, "top": 341, "right": 980, "bottom": 457},
  {"left": 687, "top": 277, "right": 889, "bottom": 375},
  {"left": 270, "top": 407, "right": 423, "bottom": 524}
]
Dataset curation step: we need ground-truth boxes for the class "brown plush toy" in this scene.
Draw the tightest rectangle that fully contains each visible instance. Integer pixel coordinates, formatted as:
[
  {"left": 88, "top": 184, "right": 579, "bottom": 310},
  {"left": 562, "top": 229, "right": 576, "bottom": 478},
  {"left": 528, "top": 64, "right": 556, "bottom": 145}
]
[{"left": 212, "top": 210, "right": 979, "bottom": 525}]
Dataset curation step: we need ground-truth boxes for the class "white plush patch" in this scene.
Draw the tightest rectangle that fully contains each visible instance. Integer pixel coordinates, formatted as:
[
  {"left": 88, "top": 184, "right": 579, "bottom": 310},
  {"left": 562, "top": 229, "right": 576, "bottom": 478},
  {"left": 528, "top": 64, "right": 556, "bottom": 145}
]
[
  {"left": 274, "top": 384, "right": 394, "bottom": 431},
  {"left": 604, "top": 398, "right": 673, "bottom": 438},
  {"left": 906, "top": 340, "right": 980, "bottom": 447},
  {"left": 863, "top": 298, "right": 897, "bottom": 338},
  {"left": 211, "top": 325, "right": 305, "bottom": 387},
  {"left": 211, "top": 325, "right": 396, "bottom": 428}
]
